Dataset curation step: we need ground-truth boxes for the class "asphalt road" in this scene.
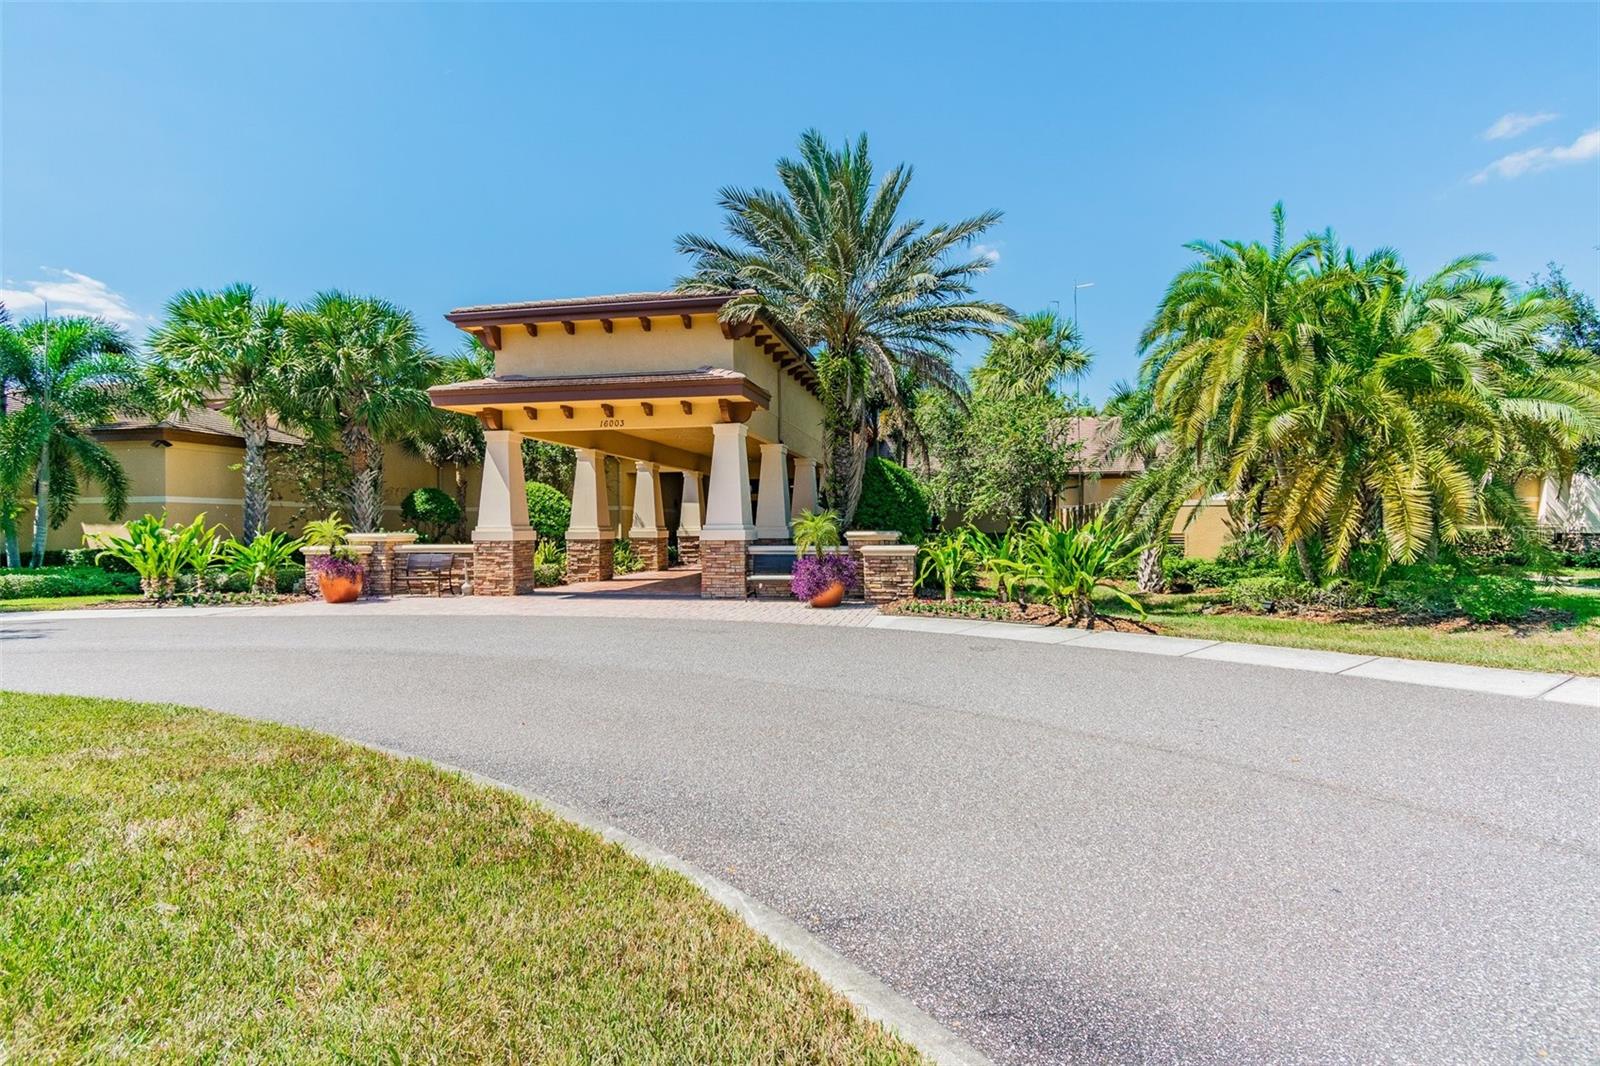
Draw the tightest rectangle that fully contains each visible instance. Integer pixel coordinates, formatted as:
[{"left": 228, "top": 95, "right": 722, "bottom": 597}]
[{"left": 3, "top": 612, "right": 1596, "bottom": 1064}]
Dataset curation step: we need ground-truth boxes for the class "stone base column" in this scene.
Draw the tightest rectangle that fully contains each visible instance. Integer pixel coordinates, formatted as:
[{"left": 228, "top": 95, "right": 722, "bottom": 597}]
[
  {"left": 844, "top": 530, "right": 901, "bottom": 601},
  {"left": 347, "top": 532, "right": 418, "bottom": 597},
  {"left": 677, "top": 535, "right": 700, "bottom": 567},
  {"left": 566, "top": 536, "right": 615, "bottom": 583},
  {"left": 472, "top": 538, "right": 535, "bottom": 596},
  {"left": 630, "top": 534, "right": 670, "bottom": 572},
  {"left": 700, "top": 539, "right": 750, "bottom": 598},
  {"left": 861, "top": 544, "right": 918, "bottom": 604}
]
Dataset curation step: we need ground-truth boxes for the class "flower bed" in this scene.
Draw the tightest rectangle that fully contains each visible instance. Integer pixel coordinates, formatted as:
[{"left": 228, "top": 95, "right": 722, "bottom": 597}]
[{"left": 880, "top": 596, "right": 1156, "bottom": 631}]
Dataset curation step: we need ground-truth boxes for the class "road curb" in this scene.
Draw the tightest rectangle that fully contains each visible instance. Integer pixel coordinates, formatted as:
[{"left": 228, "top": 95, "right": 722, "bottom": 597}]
[{"left": 356, "top": 742, "right": 995, "bottom": 1066}]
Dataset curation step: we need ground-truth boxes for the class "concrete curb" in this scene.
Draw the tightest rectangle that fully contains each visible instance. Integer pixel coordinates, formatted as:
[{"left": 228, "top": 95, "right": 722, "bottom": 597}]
[
  {"left": 356, "top": 742, "right": 994, "bottom": 1066},
  {"left": 865, "top": 617, "right": 1600, "bottom": 708}
]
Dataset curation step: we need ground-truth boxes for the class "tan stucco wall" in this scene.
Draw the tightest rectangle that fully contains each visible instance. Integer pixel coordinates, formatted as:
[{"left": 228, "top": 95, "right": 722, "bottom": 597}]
[{"left": 25, "top": 437, "right": 482, "bottom": 552}]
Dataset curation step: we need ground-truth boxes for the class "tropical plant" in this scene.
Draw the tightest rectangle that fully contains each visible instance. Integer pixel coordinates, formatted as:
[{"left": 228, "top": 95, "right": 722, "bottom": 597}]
[
  {"left": 971, "top": 310, "right": 1091, "bottom": 401},
  {"left": 301, "top": 513, "right": 352, "bottom": 548},
  {"left": 917, "top": 529, "right": 976, "bottom": 603},
  {"left": 182, "top": 516, "right": 228, "bottom": 594},
  {"left": 613, "top": 538, "right": 644, "bottom": 575},
  {"left": 285, "top": 292, "right": 437, "bottom": 532},
  {"left": 675, "top": 129, "right": 1011, "bottom": 522},
  {"left": 400, "top": 487, "right": 461, "bottom": 540},
  {"left": 967, "top": 527, "right": 1026, "bottom": 602},
  {"left": 94, "top": 513, "right": 196, "bottom": 600},
  {"left": 1010, "top": 518, "right": 1145, "bottom": 625},
  {"left": 533, "top": 538, "right": 564, "bottom": 568},
  {"left": 791, "top": 509, "right": 841, "bottom": 559},
  {"left": 0, "top": 315, "right": 143, "bottom": 567},
  {"left": 224, "top": 530, "right": 304, "bottom": 594},
  {"left": 148, "top": 285, "right": 294, "bottom": 542}
]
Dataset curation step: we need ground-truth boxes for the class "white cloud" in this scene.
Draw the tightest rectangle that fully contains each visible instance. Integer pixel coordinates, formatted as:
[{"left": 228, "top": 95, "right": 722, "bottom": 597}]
[
  {"left": 972, "top": 243, "right": 1001, "bottom": 264},
  {"left": 1472, "top": 127, "right": 1600, "bottom": 183},
  {"left": 0, "top": 268, "right": 152, "bottom": 333},
  {"left": 1483, "top": 111, "right": 1559, "bottom": 141}
]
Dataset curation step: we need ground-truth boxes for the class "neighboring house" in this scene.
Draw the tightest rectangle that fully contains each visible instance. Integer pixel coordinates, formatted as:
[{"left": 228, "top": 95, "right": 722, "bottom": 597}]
[
  {"left": 1054, "top": 416, "right": 1583, "bottom": 560},
  {"left": 18, "top": 409, "right": 481, "bottom": 553}
]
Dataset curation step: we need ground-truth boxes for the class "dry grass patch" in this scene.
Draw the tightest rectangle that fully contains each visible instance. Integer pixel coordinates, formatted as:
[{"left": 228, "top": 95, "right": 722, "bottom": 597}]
[{"left": 0, "top": 691, "right": 923, "bottom": 1064}]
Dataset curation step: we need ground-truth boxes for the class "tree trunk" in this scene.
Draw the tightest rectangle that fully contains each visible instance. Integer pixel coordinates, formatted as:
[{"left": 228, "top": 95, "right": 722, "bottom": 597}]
[
  {"left": 29, "top": 437, "right": 50, "bottom": 568},
  {"left": 3, "top": 516, "right": 18, "bottom": 569},
  {"left": 344, "top": 425, "right": 384, "bottom": 532},
  {"left": 1136, "top": 543, "right": 1166, "bottom": 593},
  {"left": 453, "top": 464, "right": 469, "bottom": 540},
  {"left": 241, "top": 415, "right": 270, "bottom": 542}
]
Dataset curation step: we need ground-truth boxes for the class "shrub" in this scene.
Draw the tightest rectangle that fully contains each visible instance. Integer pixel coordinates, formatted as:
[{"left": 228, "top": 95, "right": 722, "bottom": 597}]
[
  {"left": 968, "top": 527, "right": 1026, "bottom": 602},
  {"left": 534, "top": 563, "right": 565, "bottom": 587},
  {"left": 1009, "top": 518, "right": 1145, "bottom": 623},
  {"left": 613, "top": 539, "right": 644, "bottom": 575},
  {"left": 851, "top": 458, "right": 930, "bottom": 543},
  {"left": 791, "top": 552, "right": 858, "bottom": 601},
  {"left": 1224, "top": 575, "right": 1307, "bottom": 613},
  {"left": 224, "top": 531, "right": 305, "bottom": 594},
  {"left": 1452, "top": 573, "right": 1534, "bottom": 623},
  {"left": 1162, "top": 556, "right": 1233, "bottom": 592},
  {"left": 0, "top": 567, "right": 140, "bottom": 600},
  {"left": 526, "top": 482, "right": 572, "bottom": 545},
  {"left": 400, "top": 488, "right": 461, "bottom": 539},
  {"left": 96, "top": 513, "right": 218, "bottom": 600},
  {"left": 917, "top": 530, "right": 977, "bottom": 602}
]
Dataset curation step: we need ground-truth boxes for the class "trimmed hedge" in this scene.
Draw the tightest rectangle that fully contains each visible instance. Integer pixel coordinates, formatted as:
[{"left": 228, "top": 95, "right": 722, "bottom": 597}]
[
  {"left": 400, "top": 488, "right": 461, "bottom": 534},
  {"left": 526, "top": 482, "right": 572, "bottom": 545},
  {"left": 850, "top": 458, "right": 930, "bottom": 543},
  {"left": 0, "top": 567, "right": 141, "bottom": 601}
]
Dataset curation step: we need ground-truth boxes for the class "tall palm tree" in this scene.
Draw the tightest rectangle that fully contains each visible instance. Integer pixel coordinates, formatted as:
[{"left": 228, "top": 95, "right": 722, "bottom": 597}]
[
  {"left": 148, "top": 284, "right": 293, "bottom": 541},
  {"left": 971, "top": 310, "right": 1091, "bottom": 401},
  {"left": 0, "top": 315, "right": 141, "bottom": 566},
  {"left": 402, "top": 336, "right": 493, "bottom": 534},
  {"left": 0, "top": 303, "right": 21, "bottom": 566},
  {"left": 675, "top": 129, "right": 1012, "bottom": 522},
  {"left": 286, "top": 292, "right": 437, "bottom": 531}
]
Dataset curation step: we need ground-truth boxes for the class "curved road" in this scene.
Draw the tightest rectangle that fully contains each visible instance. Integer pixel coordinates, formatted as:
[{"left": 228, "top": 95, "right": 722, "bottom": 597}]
[{"left": 3, "top": 611, "right": 1596, "bottom": 1064}]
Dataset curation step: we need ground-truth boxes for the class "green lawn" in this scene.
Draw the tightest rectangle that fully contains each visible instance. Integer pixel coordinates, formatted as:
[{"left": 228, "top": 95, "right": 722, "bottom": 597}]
[
  {"left": 0, "top": 692, "right": 922, "bottom": 1064},
  {"left": 1102, "top": 582, "right": 1600, "bottom": 676},
  {"left": 0, "top": 593, "right": 141, "bottom": 613}
]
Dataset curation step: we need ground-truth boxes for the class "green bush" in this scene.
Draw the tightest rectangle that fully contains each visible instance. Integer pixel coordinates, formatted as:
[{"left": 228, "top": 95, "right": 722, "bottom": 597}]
[
  {"left": 1224, "top": 575, "right": 1307, "bottom": 613},
  {"left": 534, "top": 563, "right": 565, "bottom": 587},
  {"left": 0, "top": 567, "right": 141, "bottom": 600},
  {"left": 525, "top": 482, "right": 572, "bottom": 545},
  {"left": 1452, "top": 573, "right": 1534, "bottom": 623},
  {"left": 400, "top": 488, "right": 461, "bottom": 538},
  {"left": 1162, "top": 556, "right": 1233, "bottom": 592},
  {"left": 851, "top": 458, "right": 930, "bottom": 543},
  {"left": 613, "top": 539, "right": 644, "bottom": 575}
]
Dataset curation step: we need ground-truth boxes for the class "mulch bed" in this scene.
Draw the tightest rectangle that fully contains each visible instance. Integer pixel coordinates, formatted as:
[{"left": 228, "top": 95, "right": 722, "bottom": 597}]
[
  {"left": 90, "top": 594, "right": 312, "bottom": 610},
  {"left": 880, "top": 597, "right": 1159, "bottom": 632}
]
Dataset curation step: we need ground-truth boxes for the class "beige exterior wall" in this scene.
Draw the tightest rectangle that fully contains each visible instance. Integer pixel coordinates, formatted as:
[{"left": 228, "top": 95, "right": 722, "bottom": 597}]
[{"left": 25, "top": 437, "right": 482, "bottom": 553}]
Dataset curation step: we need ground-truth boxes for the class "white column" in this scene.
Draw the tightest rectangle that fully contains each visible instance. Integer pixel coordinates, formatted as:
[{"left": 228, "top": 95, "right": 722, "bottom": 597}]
[
  {"left": 471, "top": 429, "right": 533, "bottom": 541},
  {"left": 678, "top": 472, "right": 704, "bottom": 536},
  {"left": 630, "top": 462, "right": 668, "bottom": 537},
  {"left": 790, "top": 456, "right": 819, "bottom": 518},
  {"left": 755, "top": 442, "right": 792, "bottom": 540},
  {"left": 568, "top": 448, "right": 614, "bottom": 540},
  {"left": 701, "top": 423, "right": 755, "bottom": 541}
]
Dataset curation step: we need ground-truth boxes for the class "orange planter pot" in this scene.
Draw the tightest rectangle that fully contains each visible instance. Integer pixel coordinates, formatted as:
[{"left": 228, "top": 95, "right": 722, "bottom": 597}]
[
  {"left": 809, "top": 581, "right": 847, "bottom": 609},
  {"left": 318, "top": 571, "right": 364, "bottom": 604}
]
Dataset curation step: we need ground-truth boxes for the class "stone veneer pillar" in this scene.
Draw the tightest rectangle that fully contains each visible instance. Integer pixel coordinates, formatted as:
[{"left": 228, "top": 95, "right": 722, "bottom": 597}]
[
  {"left": 628, "top": 461, "right": 671, "bottom": 571},
  {"left": 470, "top": 428, "right": 536, "bottom": 595},
  {"left": 677, "top": 471, "right": 703, "bottom": 567},
  {"left": 346, "top": 532, "right": 418, "bottom": 597},
  {"left": 700, "top": 422, "right": 755, "bottom": 598},
  {"left": 754, "top": 442, "right": 792, "bottom": 543},
  {"left": 790, "top": 457, "right": 819, "bottom": 518},
  {"left": 844, "top": 530, "right": 901, "bottom": 600},
  {"left": 860, "top": 544, "right": 919, "bottom": 604},
  {"left": 567, "top": 447, "right": 615, "bottom": 582}
]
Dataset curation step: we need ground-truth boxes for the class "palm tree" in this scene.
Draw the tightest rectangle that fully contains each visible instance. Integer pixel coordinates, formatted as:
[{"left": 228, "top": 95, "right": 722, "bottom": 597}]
[
  {"left": 1101, "top": 378, "right": 1187, "bottom": 592},
  {"left": 148, "top": 284, "right": 293, "bottom": 542},
  {"left": 0, "top": 303, "right": 21, "bottom": 566},
  {"left": 285, "top": 292, "right": 437, "bottom": 531},
  {"left": 675, "top": 129, "right": 1012, "bottom": 523},
  {"left": 971, "top": 310, "right": 1091, "bottom": 401},
  {"left": 0, "top": 315, "right": 142, "bottom": 566},
  {"left": 402, "top": 336, "right": 493, "bottom": 536}
]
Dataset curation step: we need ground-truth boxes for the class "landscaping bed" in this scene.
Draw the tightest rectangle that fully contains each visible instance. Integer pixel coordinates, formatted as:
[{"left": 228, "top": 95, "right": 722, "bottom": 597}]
[
  {"left": 882, "top": 595, "right": 1155, "bottom": 632},
  {"left": 0, "top": 692, "right": 923, "bottom": 1063}
]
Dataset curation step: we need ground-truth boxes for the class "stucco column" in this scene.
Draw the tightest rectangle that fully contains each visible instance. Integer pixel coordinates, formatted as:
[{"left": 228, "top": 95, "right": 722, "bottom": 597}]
[
  {"left": 567, "top": 447, "right": 615, "bottom": 582},
  {"left": 677, "top": 471, "right": 703, "bottom": 567},
  {"left": 790, "top": 456, "right": 819, "bottom": 519},
  {"left": 754, "top": 442, "right": 792, "bottom": 543},
  {"left": 470, "top": 429, "right": 534, "bottom": 595},
  {"left": 629, "top": 461, "right": 671, "bottom": 571},
  {"left": 701, "top": 422, "right": 754, "bottom": 598}
]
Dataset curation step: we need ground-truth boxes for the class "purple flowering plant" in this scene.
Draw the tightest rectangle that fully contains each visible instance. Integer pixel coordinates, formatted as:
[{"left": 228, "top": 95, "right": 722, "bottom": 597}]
[
  {"left": 791, "top": 551, "right": 857, "bottom": 600},
  {"left": 308, "top": 552, "right": 364, "bottom": 581}
]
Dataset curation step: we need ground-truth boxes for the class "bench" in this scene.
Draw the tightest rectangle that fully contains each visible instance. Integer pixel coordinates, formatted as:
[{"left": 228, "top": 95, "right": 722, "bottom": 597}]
[{"left": 395, "top": 551, "right": 467, "bottom": 596}]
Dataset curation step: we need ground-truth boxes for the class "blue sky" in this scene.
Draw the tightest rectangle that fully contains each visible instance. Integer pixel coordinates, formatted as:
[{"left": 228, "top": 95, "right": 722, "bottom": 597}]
[{"left": 4, "top": 2, "right": 1598, "bottom": 402}]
